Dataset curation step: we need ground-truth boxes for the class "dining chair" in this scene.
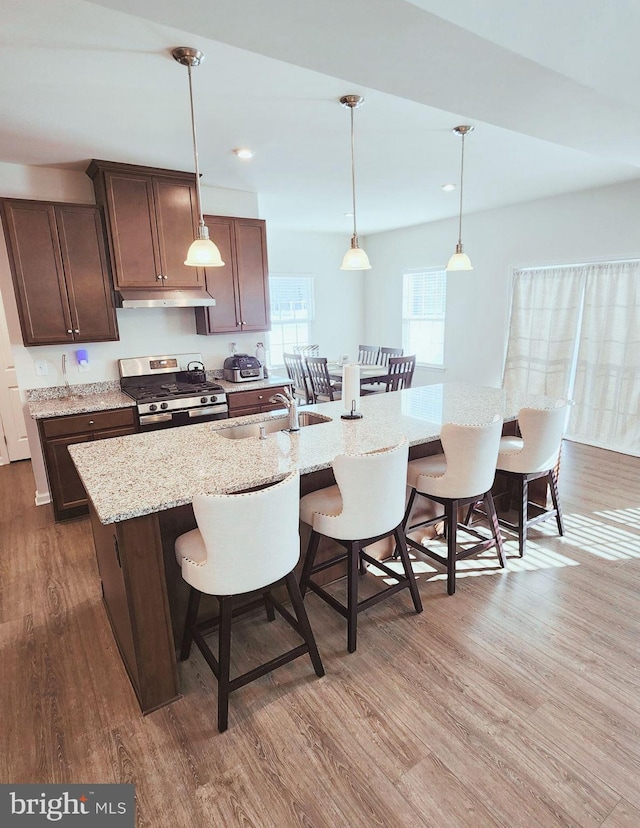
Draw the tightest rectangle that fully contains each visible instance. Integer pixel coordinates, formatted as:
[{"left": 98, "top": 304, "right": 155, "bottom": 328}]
[
  {"left": 403, "top": 416, "right": 506, "bottom": 595},
  {"left": 299, "top": 439, "right": 422, "bottom": 652},
  {"left": 305, "top": 356, "right": 341, "bottom": 402},
  {"left": 357, "top": 345, "right": 380, "bottom": 365},
  {"left": 283, "top": 351, "right": 312, "bottom": 405},
  {"left": 175, "top": 471, "right": 324, "bottom": 732},
  {"left": 378, "top": 347, "right": 404, "bottom": 365},
  {"left": 385, "top": 355, "right": 416, "bottom": 391}
]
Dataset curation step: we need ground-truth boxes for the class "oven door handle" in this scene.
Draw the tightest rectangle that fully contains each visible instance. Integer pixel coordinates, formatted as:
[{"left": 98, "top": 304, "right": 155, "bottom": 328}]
[
  {"left": 139, "top": 412, "right": 173, "bottom": 425},
  {"left": 188, "top": 405, "right": 229, "bottom": 418}
]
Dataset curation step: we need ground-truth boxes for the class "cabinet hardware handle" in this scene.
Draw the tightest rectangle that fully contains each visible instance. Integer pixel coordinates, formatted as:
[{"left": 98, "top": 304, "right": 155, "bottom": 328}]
[
  {"left": 74, "top": 329, "right": 80, "bottom": 334},
  {"left": 163, "top": 274, "right": 168, "bottom": 280},
  {"left": 258, "top": 395, "right": 263, "bottom": 400},
  {"left": 67, "top": 329, "right": 73, "bottom": 334},
  {"left": 88, "top": 420, "right": 95, "bottom": 425},
  {"left": 157, "top": 274, "right": 163, "bottom": 280},
  {"left": 114, "top": 536, "right": 122, "bottom": 568}
]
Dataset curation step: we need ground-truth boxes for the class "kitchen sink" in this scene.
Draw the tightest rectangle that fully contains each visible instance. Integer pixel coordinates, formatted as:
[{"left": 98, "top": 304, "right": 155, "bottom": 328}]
[{"left": 215, "top": 411, "right": 332, "bottom": 439}]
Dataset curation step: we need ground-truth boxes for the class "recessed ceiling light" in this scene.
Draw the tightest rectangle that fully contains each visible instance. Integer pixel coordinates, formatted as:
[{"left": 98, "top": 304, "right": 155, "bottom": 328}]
[
  {"left": 442, "top": 183, "right": 456, "bottom": 192},
  {"left": 233, "top": 148, "right": 254, "bottom": 159}
]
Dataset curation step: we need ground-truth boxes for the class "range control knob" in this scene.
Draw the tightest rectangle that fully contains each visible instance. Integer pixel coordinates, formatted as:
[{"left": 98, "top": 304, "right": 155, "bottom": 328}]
[
  {"left": 149, "top": 404, "right": 157, "bottom": 412},
  {"left": 200, "top": 396, "right": 208, "bottom": 404},
  {"left": 209, "top": 395, "right": 217, "bottom": 403},
  {"left": 160, "top": 402, "right": 169, "bottom": 410}
]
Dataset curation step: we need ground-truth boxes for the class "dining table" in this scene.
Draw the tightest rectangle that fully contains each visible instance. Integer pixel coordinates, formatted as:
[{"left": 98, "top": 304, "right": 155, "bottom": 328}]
[{"left": 327, "top": 363, "right": 390, "bottom": 386}]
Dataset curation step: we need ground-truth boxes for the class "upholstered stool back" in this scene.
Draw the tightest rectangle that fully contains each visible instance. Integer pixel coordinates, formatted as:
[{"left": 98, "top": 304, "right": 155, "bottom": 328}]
[
  {"left": 311, "top": 439, "right": 409, "bottom": 541},
  {"left": 497, "top": 402, "right": 567, "bottom": 474}
]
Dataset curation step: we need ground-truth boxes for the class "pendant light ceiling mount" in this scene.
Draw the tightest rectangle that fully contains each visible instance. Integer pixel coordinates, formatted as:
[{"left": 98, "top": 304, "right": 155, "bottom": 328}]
[
  {"left": 172, "top": 46, "right": 224, "bottom": 268},
  {"left": 340, "top": 94, "right": 371, "bottom": 271},
  {"left": 446, "top": 124, "right": 474, "bottom": 272}
]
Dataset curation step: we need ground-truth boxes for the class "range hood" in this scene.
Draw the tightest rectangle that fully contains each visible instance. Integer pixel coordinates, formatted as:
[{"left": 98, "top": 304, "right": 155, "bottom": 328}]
[{"left": 117, "top": 289, "right": 216, "bottom": 309}]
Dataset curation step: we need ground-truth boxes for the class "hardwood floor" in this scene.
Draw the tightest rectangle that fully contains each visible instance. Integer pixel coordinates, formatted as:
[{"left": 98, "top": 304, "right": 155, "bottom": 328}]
[{"left": 2, "top": 440, "right": 640, "bottom": 827}]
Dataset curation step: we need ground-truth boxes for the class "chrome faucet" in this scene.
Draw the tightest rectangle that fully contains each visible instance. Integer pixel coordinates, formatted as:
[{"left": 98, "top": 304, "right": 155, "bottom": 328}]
[{"left": 269, "top": 387, "right": 299, "bottom": 432}]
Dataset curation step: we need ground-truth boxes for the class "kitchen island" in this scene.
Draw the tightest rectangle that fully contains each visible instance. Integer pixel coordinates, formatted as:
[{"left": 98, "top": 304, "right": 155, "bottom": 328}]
[{"left": 69, "top": 383, "right": 555, "bottom": 713}]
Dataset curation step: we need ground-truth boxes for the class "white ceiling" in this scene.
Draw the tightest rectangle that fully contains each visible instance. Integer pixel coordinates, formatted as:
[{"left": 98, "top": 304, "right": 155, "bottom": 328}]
[{"left": 1, "top": 0, "right": 639, "bottom": 233}]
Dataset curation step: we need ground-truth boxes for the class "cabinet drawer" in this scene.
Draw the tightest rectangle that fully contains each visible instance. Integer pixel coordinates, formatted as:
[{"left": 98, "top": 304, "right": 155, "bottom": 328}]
[
  {"left": 227, "top": 385, "right": 289, "bottom": 414},
  {"left": 42, "top": 407, "right": 136, "bottom": 438}
]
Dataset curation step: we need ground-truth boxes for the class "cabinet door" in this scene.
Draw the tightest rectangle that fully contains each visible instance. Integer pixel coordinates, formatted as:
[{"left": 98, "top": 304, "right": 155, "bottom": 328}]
[
  {"left": 41, "top": 415, "right": 136, "bottom": 522},
  {"left": 43, "top": 432, "right": 93, "bottom": 520},
  {"left": 103, "top": 171, "right": 161, "bottom": 288},
  {"left": 235, "top": 219, "right": 271, "bottom": 332},
  {"left": 56, "top": 205, "right": 118, "bottom": 343},
  {"left": 152, "top": 177, "right": 204, "bottom": 287},
  {"left": 195, "top": 216, "right": 241, "bottom": 333},
  {"left": 1, "top": 200, "right": 73, "bottom": 345}
]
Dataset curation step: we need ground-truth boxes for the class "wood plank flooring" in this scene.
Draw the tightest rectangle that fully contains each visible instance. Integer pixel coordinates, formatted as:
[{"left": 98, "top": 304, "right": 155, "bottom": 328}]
[{"left": 1, "top": 440, "right": 640, "bottom": 827}]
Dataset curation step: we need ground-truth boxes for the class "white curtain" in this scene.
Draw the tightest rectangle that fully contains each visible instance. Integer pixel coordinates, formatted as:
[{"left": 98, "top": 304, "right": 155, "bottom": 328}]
[
  {"left": 502, "top": 267, "right": 585, "bottom": 398},
  {"left": 568, "top": 262, "right": 640, "bottom": 455}
]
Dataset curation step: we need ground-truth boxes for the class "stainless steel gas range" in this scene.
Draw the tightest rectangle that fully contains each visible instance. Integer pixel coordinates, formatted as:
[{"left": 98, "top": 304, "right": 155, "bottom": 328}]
[{"left": 119, "top": 353, "right": 228, "bottom": 431}]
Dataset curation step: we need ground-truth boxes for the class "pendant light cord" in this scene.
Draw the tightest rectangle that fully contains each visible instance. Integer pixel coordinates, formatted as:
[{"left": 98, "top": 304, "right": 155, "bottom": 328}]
[
  {"left": 350, "top": 104, "right": 358, "bottom": 243},
  {"left": 186, "top": 61, "right": 205, "bottom": 228},
  {"left": 457, "top": 130, "right": 465, "bottom": 247}
]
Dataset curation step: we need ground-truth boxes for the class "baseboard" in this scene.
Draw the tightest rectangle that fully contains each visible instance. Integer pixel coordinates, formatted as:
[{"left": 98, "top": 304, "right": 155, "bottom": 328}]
[{"left": 35, "top": 490, "right": 51, "bottom": 507}]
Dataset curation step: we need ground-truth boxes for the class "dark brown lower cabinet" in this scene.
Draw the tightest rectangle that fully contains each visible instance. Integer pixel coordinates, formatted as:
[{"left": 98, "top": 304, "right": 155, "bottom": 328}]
[
  {"left": 227, "top": 385, "right": 290, "bottom": 418},
  {"left": 39, "top": 408, "right": 137, "bottom": 522}
]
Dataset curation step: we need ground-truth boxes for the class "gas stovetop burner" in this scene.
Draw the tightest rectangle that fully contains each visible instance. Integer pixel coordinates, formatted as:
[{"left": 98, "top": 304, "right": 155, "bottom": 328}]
[
  {"left": 118, "top": 354, "right": 229, "bottom": 424},
  {"left": 123, "top": 380, "right": 225, "bottom": 403}
]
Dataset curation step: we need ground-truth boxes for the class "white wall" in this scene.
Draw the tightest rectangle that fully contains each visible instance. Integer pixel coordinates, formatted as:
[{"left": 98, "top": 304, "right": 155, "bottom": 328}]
[
  {"left": 265, "top": 228, "right": 365, "bottom": 361},
  {"left": 364, "top": 177, "right": 640, "bottom": 388}
]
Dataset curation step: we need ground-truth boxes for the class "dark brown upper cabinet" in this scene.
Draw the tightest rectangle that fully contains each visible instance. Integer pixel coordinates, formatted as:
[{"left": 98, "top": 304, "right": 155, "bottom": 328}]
[
  {"left": 0, "top": 199, "right": 119, "bottom": 347},
  {"left": 86, "top": 160, "right": 205, "bottom": 290},
  {"left": 195, "top": 215, "right": 270, "bottom": 334}
]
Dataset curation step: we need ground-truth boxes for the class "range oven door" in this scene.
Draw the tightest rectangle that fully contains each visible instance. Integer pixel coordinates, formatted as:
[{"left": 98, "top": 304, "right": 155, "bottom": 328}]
[{"left": 138, "top": 406, "right": 228, "bottom": 432}]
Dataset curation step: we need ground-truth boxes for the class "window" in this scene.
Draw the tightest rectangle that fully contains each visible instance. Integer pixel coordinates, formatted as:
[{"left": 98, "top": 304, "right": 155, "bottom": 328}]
[
  {"left": 402, "top": 270, "right": 446, "bottom": 366},
  {"left": 267, "top": 274, "right": 315, "bottom": 366}
]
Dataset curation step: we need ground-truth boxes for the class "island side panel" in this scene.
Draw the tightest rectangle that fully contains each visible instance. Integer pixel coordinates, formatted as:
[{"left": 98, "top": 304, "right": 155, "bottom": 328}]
[{"left": 89, "top": 502, "right": 181, "bottom": 714}]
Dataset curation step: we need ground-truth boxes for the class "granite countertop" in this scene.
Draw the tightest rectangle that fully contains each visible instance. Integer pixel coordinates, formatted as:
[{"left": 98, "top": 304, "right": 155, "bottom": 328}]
[
  {"left": 68, "top": 383, "right": 557, "bottom": 526},
  {"left": 28, "top": 387, "right": 135, "bottom": 419},
  {"left": 217, "top": 374, "right": 291, "bottom": 393},
  {"left": 27, "top": 375, "right": 291, "bottom": 420}
]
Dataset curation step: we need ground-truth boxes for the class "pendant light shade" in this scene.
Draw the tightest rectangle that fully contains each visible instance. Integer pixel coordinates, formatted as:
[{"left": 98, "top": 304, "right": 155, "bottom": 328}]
[
  {"left": 172, "top": 46, "right": 225, "bottom": 268},
  {"left": 340, "top": 95, "right": 371, "bottom": 271},
  {"left": 341, "top": 243, "right": 371, "bottom": 271},
  {"left": 446, "top": 124, "right": 474, "bottom": 272}
]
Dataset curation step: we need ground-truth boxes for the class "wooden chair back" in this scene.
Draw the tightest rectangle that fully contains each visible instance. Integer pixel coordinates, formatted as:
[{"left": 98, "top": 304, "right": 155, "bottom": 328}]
[
  {"left": 379, "top": 347, "right": 403, "bottom": 366},
  {"left": 283, "top": 352, "right": 312, "bottom": 404},
  {"left": 305, "top": 356, "right": 338, "bottom": 402},
  {"left": 358, "top": 345, "right": 380, "bottom": 365},
  {"left": 385, "top": 355, "right": 416, "bottom": 392}
]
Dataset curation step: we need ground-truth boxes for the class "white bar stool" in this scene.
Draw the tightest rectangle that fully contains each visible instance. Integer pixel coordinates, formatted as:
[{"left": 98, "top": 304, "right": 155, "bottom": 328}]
[
  {"left": 299, "top": 439, "right": 423, "bottom": 653},
  {"left": 175, "top": 471, "right": 324, "bottom": 732},
  {"left": 403, "top": 416, "right": 505, "bottom": 595},
  {"left": 493, "top": 402, "right": 567, "bottom": 557}
]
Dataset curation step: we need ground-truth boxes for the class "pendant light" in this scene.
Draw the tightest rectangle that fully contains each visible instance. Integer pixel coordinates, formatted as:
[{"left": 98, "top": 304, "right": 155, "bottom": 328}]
[
  {"left": 340, "top": 95, "right": 371, "bottom": 271},
  {"left": 446, "top": 125, "right": 474, "bottom": 272},
  {"left": 172, "top": 47, "right": 225, "bottom": 268}
]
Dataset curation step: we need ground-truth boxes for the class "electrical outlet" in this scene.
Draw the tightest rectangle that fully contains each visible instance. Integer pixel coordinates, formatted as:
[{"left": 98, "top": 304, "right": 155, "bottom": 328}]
[{"left": 34, "top": 360, "right": 48, "bottom": 376}]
